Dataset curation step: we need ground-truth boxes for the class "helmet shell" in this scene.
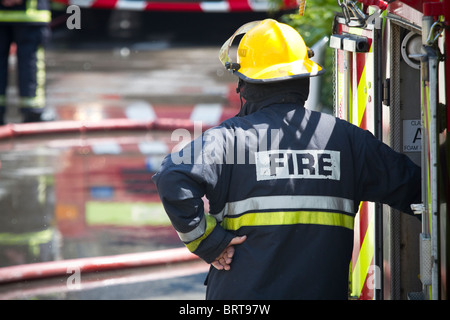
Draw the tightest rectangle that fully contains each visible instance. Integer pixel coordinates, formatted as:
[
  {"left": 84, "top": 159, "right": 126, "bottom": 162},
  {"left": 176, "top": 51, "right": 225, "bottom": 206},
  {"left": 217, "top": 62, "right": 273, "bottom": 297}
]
[{"left": 233, "top": 19, "right": 324, "bottom": 82}]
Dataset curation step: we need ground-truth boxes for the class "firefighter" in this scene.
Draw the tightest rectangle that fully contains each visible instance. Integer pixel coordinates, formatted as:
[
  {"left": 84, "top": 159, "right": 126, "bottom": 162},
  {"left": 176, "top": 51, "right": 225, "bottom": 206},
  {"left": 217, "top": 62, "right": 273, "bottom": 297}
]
[
  {"left": 0, "top": 0, "right": 51, "bottom": 125},
  {"left": 152, "top": 19, "right": 421, "bottom": 299}
]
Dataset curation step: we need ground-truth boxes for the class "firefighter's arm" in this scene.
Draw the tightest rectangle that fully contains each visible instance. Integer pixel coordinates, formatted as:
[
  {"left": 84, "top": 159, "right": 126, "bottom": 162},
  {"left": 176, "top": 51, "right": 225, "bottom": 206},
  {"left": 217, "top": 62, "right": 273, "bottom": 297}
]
[
  {"left": 355, "top": 128, "right": 421, "bottom": 214},
  {"left": 152, "top": 150, "right": 236, "bottom": 264}
]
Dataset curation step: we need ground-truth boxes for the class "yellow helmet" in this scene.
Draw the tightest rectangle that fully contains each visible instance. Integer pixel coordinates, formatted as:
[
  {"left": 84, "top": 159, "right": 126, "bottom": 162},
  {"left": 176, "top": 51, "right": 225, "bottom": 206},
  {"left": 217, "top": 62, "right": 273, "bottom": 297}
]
[{"left": 219, "top": 19, "right": 324, "bottom": 83}]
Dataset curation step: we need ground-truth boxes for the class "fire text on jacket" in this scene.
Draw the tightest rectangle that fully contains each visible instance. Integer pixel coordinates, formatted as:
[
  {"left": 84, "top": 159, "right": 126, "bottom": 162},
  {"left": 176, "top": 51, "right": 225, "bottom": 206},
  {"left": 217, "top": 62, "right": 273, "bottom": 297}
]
[{"left": 255, "top": 150, "right": 341, "bottom": 181}]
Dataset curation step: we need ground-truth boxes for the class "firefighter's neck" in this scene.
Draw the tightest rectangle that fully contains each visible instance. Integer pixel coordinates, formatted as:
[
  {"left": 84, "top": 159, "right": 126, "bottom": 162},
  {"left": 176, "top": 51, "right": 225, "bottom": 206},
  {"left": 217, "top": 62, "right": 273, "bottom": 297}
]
[{"left": 236, "top": 79, "right": 309, "bottom": 117}]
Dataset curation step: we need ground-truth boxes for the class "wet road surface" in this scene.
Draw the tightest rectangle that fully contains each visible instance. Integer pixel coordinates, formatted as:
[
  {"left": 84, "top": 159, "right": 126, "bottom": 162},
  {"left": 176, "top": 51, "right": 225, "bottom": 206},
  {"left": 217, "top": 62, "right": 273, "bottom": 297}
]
[{"left": 0, "top": 11, "right": 254, "bottom": 299}]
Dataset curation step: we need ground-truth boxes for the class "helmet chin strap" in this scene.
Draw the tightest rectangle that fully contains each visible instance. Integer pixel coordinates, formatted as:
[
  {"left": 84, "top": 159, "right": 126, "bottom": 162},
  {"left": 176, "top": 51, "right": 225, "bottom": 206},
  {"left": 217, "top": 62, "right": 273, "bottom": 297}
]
[{"left": 236, "top": 79, "right": 245, "bottom": 115}]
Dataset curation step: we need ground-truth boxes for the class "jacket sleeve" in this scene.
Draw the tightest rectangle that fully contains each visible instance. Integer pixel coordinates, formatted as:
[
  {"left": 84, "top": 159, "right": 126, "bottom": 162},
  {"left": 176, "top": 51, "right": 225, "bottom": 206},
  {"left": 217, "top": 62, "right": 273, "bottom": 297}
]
[
  {"left": 152, "top": 137, "right": 235, "bottom": 264},
  {"left": 352, "top": 126, "right": 421, "bottom": 215}
]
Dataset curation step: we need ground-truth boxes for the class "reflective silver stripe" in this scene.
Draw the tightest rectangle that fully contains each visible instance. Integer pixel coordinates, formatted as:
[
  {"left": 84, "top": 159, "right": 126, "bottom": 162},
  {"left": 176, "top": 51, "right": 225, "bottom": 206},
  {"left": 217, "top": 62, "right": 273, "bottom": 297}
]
[
  {"left": 177, "top": 214, "right": 206, "bottom": 243},
  {"left": 177, "top": 195, "right": 354, "bottom": 242},
  {"left": 214, "top": 195, "right": 354, "bottom": 222}
]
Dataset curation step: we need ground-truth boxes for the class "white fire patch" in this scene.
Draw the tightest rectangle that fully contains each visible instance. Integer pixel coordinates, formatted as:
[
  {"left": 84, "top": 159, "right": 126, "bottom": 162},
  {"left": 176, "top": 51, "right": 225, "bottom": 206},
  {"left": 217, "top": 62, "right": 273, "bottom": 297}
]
[{"left": 255, "top": 150, "right": 341, "bottom": 181}]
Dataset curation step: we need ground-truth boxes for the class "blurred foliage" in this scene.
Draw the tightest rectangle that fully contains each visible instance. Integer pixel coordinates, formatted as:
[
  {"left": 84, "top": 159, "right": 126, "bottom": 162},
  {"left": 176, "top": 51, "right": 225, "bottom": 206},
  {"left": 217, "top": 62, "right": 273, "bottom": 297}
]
[{"left": 279, "top": 0, "right": 341, "bottom": 111}]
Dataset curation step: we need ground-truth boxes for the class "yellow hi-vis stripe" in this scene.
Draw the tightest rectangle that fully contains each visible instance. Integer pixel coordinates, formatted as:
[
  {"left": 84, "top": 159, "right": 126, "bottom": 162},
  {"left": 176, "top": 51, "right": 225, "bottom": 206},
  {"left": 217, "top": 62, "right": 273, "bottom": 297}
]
[
  {"left": 221, "top": 211, "right": 354, "bottom": 231},
  {"left": 0, "top": 0, "right": 50, "bottom": 23},
  {"left": 20, "top": 46, "right": 46, "bottom": 109},
  {"left": 0, "top": 10, "right": 51, "bottom": 23},
  {"left": 0, "top": 229, "right": 54, "bottom": 256},
  {"left": 185, "top": 214, "right": 217, "bottom": 253}
]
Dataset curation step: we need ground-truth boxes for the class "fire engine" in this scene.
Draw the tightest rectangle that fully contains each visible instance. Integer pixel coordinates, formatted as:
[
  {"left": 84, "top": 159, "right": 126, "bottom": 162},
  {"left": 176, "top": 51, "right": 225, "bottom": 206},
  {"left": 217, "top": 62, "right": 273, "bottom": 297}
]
[{"left": 329, "top": 0, "right": 449, "bottom": 299}]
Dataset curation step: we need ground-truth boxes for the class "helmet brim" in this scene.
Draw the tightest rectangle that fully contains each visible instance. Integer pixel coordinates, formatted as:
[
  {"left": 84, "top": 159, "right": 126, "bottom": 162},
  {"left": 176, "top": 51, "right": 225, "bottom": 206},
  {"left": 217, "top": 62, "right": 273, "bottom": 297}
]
[{"left": 233, "top": 61, "right": 325, "bottom": 83}]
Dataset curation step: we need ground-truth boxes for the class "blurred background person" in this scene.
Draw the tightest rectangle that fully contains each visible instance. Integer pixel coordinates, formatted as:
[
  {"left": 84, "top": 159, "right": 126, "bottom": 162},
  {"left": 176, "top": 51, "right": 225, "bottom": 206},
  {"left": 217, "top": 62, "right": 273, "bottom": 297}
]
[{"left": 0, "top": 0, "right": 51, "bottom": 124}]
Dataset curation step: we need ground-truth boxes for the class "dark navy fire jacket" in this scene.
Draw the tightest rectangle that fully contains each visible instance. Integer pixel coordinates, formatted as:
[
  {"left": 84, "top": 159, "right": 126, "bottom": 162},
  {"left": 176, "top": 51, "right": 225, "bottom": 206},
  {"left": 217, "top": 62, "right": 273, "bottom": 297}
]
[{"left": 152, "top": 102, "right": 421, "bottom": 300}]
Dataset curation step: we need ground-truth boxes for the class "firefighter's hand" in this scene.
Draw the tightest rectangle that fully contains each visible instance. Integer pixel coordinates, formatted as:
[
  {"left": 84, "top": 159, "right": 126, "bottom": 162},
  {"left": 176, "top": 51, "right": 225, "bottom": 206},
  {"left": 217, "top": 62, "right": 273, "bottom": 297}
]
[{"left": 211, "top": 235, "right": 246, "bottom": 271}]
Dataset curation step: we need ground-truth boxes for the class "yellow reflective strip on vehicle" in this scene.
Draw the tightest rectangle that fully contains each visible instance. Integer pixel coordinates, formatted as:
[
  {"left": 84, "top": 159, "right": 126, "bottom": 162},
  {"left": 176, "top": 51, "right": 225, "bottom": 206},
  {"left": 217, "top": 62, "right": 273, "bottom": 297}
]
[
  {"left": 0, "top": 10, "right": 51, "bottom": 23},
  {"left": 348, "top": 69, "right": 353, "bottom": 124},
  {"left": 422, "top": 84, "right": 432, "bottom": 233},
  {"left": 185, "top": 214, "right": 217, "bottom": 253},
  {"left": 86, "top": 201, "right": 170, "bottom": 226},
  {"left": 356, "top": 61, "right": 367, "bottom": 127},
  {"left": 351, "top": 211, "right": 375, "bottom": 298},
  {"left": 337, "top": 61, "right": 344, "bottom": 116},
  {"left": 355, "top": 44, "right": 373, "bottom": 127},
  {"left": 221, "top": 211, "right": 354, "bottom": 231}
]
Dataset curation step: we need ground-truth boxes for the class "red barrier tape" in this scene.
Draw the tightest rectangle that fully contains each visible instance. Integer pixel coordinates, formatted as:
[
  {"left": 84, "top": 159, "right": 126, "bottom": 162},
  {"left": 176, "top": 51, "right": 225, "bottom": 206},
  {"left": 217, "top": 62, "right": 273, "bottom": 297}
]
[
  {"left": 0, "top": 247, "right": 200, "bottom": 284},
  {"left": 0, "top": 118, "right": 210, "bottom": 140}
]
